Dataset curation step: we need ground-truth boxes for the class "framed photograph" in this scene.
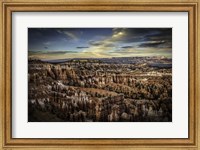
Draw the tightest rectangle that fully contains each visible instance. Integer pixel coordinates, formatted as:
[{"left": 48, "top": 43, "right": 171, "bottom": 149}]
[{"left": 0, "top": 0, "right": 199, "bottom": 149}]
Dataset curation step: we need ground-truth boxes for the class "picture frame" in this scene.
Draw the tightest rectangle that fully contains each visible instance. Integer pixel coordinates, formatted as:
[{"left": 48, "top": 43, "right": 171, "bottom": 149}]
[{"left": 0, "top": 0, "right": 199, "bottom": 149}]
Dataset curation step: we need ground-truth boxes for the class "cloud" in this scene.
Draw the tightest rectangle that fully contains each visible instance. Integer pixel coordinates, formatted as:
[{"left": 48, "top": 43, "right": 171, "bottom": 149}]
[
  {"left": 121, "top": 46, "right": 133, "bottom": 49},
  {"left": 138, "top": 40, "right": 172, "bottom": 48},
  {"left": 56, "top": 29, "right": 78, "bottom": 40},
  {"left": 89, "top": 40, "right": 115, "bottom": 47},
  {"left": 89, "top": 41, "right": 104, "bottom": 46},
  {"left": 112, "top": 28, "right": 126, "bottom": 40},
  {"left": 111, "top": 28, "right": 143, "bottom": 42},
  {"left": 104, "top": 43, "right": 115, "bottom": 47},
  {"left": 139, "top": 40, "right": 165, "bottom": 47},
  {"left": 111, "top": 28, "right": 172, "bottom": 44},
  {"left": 47, "top": 51, "right": 78, "bottom": 54},
  {"left": 29, "top": 50, "right": 78, "bottom": 55},
  {"left": 76, "top": 46, "right": 89, "bottom": 49}
]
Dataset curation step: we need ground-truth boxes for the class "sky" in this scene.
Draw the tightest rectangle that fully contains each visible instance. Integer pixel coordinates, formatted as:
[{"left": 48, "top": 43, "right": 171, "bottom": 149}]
[{"left": 28, "top": 28, "right": 172, "bottom": 60}]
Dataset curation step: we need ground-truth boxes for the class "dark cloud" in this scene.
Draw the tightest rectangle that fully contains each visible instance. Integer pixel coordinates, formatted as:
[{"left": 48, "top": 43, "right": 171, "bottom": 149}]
[
  {"left": 29, "top": 50, "right": 77, "bottom": 55},
  {"left": 104, "top": 43, "right": 115, "bottom": 47},
  {"left": 139, "top": 40, "right": 171, "bottom": 48},
  {"left": 112, "top": 28, "right": 172, "bottom": 46},
  {"left": 28, "top": 51, "right": 42, "bottom": 55},
  {"left": 144, "top": 29, "right": 172, "bottom": 43},
  {"left": 76, "top": 46, "right": 89, "bottom": 49},
  {"left": 113, "top": 28, "right": 160, "bottom": 36},
  {"left": 121, "top": 46, "right": 133, "bottom": 49},
  {"left": 139, "top": 41, "right": 165, "bottom": 47},
  {"left": 47, "top": 51, "right": 77, "bottom": 54}
]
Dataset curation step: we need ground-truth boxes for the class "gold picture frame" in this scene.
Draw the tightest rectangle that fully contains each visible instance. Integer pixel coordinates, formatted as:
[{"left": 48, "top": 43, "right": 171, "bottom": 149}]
[{"left": 0, "top": 0, "right": 199, "bottom": 149}]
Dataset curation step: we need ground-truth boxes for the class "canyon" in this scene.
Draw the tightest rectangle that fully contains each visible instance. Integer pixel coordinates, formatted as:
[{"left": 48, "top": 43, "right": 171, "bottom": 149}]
[{"left": 28, "top": 57, "right": 172, "bottom": 122}]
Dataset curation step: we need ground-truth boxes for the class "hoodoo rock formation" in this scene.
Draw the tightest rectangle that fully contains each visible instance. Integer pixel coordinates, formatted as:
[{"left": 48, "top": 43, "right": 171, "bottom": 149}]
[{"left": 28, "top": 57, "right": 172, "bottom": 122}]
